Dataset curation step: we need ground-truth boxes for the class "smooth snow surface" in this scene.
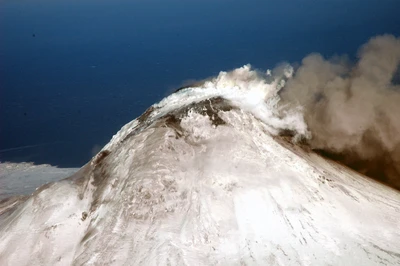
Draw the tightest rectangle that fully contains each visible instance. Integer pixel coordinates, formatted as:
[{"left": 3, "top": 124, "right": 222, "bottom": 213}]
[
  {"left": 1, "top": 66, "right": 399, "bottom": 265},
  {"left": 0, "top": 162, "right": 78, "bottom": 200}
]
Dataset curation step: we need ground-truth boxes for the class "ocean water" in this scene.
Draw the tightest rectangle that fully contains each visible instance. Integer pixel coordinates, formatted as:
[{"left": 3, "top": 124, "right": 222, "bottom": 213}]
[{"left": 1, "top": 0, "right": 400, "bottom": 167}]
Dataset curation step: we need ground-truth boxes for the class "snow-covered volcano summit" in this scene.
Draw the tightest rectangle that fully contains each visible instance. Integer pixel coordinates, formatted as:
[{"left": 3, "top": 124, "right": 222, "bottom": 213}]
[{"left": 1, "top": 66, "right": 400, "bottom": 265}]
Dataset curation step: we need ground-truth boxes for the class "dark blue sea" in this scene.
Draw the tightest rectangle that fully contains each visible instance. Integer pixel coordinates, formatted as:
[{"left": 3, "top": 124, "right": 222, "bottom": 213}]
[{"left": 1, "top": 0, "right": 400, "bottom": 167}]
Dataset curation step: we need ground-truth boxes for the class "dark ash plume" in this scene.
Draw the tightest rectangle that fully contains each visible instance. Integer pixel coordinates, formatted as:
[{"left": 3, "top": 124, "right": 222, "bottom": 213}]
[{"left": 279, "top": 35, "right": 400, "bottom": 190}]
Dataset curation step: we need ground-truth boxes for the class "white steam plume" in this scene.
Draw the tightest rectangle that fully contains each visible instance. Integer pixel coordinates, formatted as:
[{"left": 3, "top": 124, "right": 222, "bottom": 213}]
[{"left": 160, "top": 34, "right": 400, "bottom": 189}]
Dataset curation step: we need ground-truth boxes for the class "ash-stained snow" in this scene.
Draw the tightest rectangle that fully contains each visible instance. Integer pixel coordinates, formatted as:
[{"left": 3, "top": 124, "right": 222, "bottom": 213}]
[{"left": 0, "top": 66, "right": 400, "bottom": 265}]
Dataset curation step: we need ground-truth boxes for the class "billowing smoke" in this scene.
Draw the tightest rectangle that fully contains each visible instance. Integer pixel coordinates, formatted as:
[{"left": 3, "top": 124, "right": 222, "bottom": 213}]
[
  {"left": 278, "top": 34, "right": 400, "bottom": 190},
  {"left": 167, "top": 34, "right": 400, "bottom": 189}
]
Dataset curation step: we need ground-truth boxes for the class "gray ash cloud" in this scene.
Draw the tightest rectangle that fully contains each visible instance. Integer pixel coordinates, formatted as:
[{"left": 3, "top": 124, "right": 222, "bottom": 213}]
[{"left": 279, "top": 35, "right": 400, "bottom": 190}]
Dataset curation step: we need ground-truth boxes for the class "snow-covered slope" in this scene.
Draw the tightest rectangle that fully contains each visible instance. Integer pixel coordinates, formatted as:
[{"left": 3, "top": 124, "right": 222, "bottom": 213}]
[
  {"left": 0, "top": 162, "right": 78, "bottom": 201},
  {"left": 0, "top": 66, "right": 399, "bottom": 265}
]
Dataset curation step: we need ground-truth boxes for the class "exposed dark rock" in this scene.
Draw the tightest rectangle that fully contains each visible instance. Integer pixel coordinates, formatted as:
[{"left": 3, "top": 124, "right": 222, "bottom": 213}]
[{"left": 122, "top": 97, "right": 236, "bottom": 145}]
